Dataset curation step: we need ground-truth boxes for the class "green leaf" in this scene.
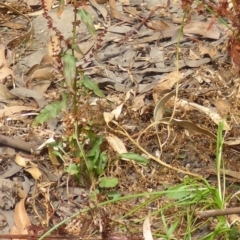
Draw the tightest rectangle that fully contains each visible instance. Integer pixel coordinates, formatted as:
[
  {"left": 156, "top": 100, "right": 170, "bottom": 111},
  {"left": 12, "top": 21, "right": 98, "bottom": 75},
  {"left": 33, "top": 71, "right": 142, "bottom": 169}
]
[
  {"left": 120, "top": 152, "right": 148, "bottom": 166},
  {"left": 89, "top": 189, "right": 99, "bottom": 200},
  {"left": 95, "top": 151, "right": 108, "bottom": 175},
  {"left": 65, "top": 163, "right": 79, "bottom": 175},
  {"left": 62, "top": 54, "right": 76, "bottom": 91},
  {"left": 78, "top": 9, "right": 96, "bottom": 37},
  {"left": 87, "top": 136, "right": 103, "bottom": 166},
  {"left": 32, "top": 95, "right": 68, "bottom": 126},
  {"left": 107, "top": 191, "right": 121, "bottom": 199},
  {"left": 99, "top": 177, "right": 118, "bottom": 188},
  {"left": 82, "top": 75, "right": 105, "bottom": 98}
]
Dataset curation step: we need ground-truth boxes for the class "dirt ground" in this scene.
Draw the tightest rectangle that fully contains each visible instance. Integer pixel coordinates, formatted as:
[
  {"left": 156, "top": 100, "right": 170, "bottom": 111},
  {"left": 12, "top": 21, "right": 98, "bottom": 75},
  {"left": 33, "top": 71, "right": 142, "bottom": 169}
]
[{"left": 0, "top": 0, "right": 240, "bottom": 239}]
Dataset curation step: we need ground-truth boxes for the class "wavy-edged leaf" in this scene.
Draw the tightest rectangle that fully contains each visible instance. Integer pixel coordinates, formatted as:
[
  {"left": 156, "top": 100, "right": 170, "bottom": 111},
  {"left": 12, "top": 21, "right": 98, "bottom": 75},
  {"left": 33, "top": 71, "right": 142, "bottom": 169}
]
[
  {"left": 78, "top": 9, "right": 96, "bottom": 36},
  {"left": 62, "top": 54, "right": 76, "bottom": 92},
  {"left": 32, "top": 95, "right": 68, "bottom": 126}
]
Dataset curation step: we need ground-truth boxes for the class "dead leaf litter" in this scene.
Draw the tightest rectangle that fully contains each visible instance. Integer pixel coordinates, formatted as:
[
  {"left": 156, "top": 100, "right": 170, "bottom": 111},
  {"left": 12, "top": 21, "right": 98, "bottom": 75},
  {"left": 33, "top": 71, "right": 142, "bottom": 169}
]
[{"left": 0, "top": 0, "right": 240, "bottom": 239}]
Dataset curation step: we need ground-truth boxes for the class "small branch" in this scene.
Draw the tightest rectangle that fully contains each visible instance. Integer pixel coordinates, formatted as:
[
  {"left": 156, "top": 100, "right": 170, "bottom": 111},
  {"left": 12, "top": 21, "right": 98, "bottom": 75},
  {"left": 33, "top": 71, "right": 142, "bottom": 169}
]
[
  {"left": 0, "top": 135, "right": 37, "bottom": 152},
  {"left": 196, "top": 207, "right": 240, "bottom": 218}
]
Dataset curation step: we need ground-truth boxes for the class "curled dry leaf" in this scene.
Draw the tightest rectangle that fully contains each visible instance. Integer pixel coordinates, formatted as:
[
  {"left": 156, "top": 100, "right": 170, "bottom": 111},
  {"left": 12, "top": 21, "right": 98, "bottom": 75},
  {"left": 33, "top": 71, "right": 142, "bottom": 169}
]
[
  {"left": 103, "top": 112, "right": 115, "bottom": 124},
  {"left": 111, "top": 103, "right": 124, "bottom": 120},
  {"left": 10, "top": 198, "right": 31, "bottom": 237},
  {"left": 160, "top": 117, "right": 216, "bottom": 140},
  {"left": 0, "top": 84, "right": 17, "bottom": 100},
  {"left": 106, "top": 135, "right": 127, "bottom": 154},
  {"left": 15, "top": 154, "right": 27, "bottom": 168},
  {"left": 25, "top": 167, "right": 42, "bottom": 180},
  {"left": 29, "top": 68, "right": 54, "bottom": 81},
  {"left": 15, "top": 154, "right": 42, "bottom": 180},
  {"left": 154, "top": 90, "right": 175, "bottom": 123}
]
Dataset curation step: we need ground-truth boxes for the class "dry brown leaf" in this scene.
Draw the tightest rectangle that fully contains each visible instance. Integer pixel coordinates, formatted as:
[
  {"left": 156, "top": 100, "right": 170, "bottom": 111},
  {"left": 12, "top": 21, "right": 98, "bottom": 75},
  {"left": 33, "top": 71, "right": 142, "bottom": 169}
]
[
  {"left": 48, "top": 145, "right": 60, "bottom": 167},
  {"left": 228, "top": 214, "right": 240, "bottom": 225},
  {"left": 106, "top": 135, "right": 127, "bottom": 154},
  {"left": 25, "top": 64, "right": 40, "bottom": 78},
  {"left": 160, "top": 117, "right": 216, "bottom": 139},
  {"left": 183, "top": 21, "right": 220, "bottom": 39},
  {"left": 109, "top": 7, "right": 132, "bottom": 23},
  {"left": 26, "top": 0, "right": 40, "bottom": 5},
  {"left": 10, "top": 88, "right": 47, "bottom": 108},
  {"left": 132, "top": 94, "right": 145, "bottom": 111},
  {"left": 154, "top": 90, "right": 175, "bottom": 123},
  {"left": 0, "top": 65, "right": 13, "bottom": 82},
  {"left": 75, "top": 39, "right": 96, "bottom": 60},
  {"left": 0, "top": 84, "right": 17, "bottom": 100},
  {"left": 103, "top": 112, "right": 115, "bottom": 124},
  {"left": 0, "top": 106, "right": 37, "bottom": 118},
  {"left": 30, "top": 68, "right": 54, "bottom": 81},
  {"left": 15, "top": 154, "right": 27, "bottom": 168},
  {"left": 0, "top": 46, "right": 13, "bottom": 81},
  {"left": 0, "top": 22, "right": 26, "bottom": 30},
  {"left": 29, "top": 80, "right": 51, "bottom": 94},
  {"left": 119, "top": 0, "right": 129, "bottom": 5},
  {"left": 40, "top": 54, "right": 54, "bottom": 67},
  {"left": 212, "top": 99, "right": 231, "bottom": 117},
  {"left": 198, "top": 44, "right": 218, "bottom": 59},
  {"left": 146, "top": 20, "right": 169, "bottom": 31},
  {"left": 124, "top": 7, "right": 138, "bottom": 15},
  {"left": 0, "top": 46, "right": 9, "bottom": 66},
  {"left": 153, "top": 71, "right": 182, "bottom": 103},
  {"left": 109, "top": 0, "right": 116, "bottom": 8},
  {"left": 10, "top": 198, "right": 31, "bottom": 236},
  {"left": 89, "top": 0, "right": 108, "bottom": 22},
  {"left": 111, "top": 103, "right": 124, "bottom": 120},
  {"left": 25, "top": 167, "right": 42, "bottom": 180}
]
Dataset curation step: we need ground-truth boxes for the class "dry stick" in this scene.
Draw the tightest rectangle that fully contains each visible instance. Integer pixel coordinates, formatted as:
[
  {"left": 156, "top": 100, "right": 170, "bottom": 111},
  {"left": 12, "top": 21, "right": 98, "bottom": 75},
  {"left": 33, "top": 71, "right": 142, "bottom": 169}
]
[
  {"left": 108, "top": 121, "right": 201, "bottom": 178},
  {"left": 0, "top": 135, "right": 37, "bottom": 152},
  {"left": 116, "top": 6, "right": 161, "bottom": 47},
  {"left": 196, "top": 207, "right": 240, "bottom": 219}
]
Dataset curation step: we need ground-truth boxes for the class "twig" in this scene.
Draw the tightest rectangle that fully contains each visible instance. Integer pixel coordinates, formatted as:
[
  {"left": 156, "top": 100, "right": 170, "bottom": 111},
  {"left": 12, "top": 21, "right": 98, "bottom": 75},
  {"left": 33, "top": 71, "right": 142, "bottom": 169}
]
[
  {"left": 196, "top": 207, "right": 240, "bottom": 218},
  {"left": 0, "top": 135, "right": 37, "bottom": 152}
]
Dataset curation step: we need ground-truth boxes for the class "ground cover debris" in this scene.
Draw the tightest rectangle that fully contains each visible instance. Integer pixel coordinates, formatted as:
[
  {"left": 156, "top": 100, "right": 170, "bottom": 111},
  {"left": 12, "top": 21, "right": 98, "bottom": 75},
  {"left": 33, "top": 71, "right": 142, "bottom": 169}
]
[{"left": 1, "top": 0, "right": 240, "bottom": 239}]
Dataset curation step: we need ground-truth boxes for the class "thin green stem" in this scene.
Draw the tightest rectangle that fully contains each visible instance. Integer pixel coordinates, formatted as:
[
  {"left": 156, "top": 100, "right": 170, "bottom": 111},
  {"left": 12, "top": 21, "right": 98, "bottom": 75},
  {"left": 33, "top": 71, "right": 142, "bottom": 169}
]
[{"left": 72, "top": 8, "right": 78, "bottom": 115}]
